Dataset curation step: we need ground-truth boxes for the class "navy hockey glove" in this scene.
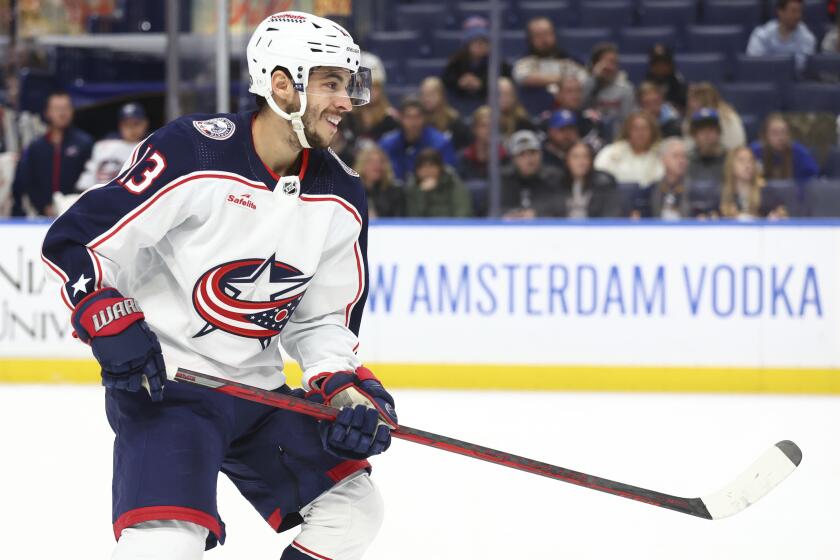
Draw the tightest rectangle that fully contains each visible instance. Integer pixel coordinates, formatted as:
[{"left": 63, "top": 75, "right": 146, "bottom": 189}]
[
  {"left": 307, "top": 366, "right": 398, "bottom": 461},
  {"left": 71, "top": 288, "right": 166, "bottom": 401}
]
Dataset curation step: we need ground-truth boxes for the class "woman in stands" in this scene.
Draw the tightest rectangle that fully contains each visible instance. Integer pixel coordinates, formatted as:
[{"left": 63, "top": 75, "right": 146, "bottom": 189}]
[
  {"left": 456, "top": 105, "right": 509, "bottom": 182},
  {"left": 355, "top": 144, "right": 406, "bottom": 218},
  {"left": 498, "top": 77, "right": 536, "bottom": 138},
  {"left": 558, "top": 141, "right": 621, "bottom": 218},
  {"left": 683, "top": 82, "right": 746, "bottom": 151},
  {"left": 419, "top": 77, "right": 472, "bottom": 150},
  {"left": 721, "top": 146, "right": 788, "bottom": 219},
  {"left": 750, "top": 113, "right": 819, "bottom": 182},
  {"left": 594, "top": 111, "right": 664, "bottom": 186},
  {"left": 441, "top": 17, "right": 512, "bottom": 101}
]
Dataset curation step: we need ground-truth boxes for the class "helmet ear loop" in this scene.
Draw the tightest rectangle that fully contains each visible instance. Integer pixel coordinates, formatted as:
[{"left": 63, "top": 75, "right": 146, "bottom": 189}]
[{"left": 265, "top": 88, "right": 312, "bottom": 150}]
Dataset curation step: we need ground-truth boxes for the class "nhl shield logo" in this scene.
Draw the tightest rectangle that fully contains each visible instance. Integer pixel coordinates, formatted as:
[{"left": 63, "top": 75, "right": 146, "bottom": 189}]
[
  {"left": 280, "top": 177, "right": 300, "bottom": 196},
  {"left": 193, "top": 117, "right": 236, "bottom": 140}
]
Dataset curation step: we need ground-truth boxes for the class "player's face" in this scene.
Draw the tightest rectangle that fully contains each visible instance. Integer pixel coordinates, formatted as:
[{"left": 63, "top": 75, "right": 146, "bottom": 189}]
[
  {"left": 119, "top": 118, "right": 149, "bottom": 143},
  {"left": 303, "top": 68, "right": 353, "bottom": 148}
]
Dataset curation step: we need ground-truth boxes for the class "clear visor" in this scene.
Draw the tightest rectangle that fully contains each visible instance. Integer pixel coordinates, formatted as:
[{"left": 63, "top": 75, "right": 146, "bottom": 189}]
[{"left": 305, "top": 66, "right": 372, "bottom": 107}]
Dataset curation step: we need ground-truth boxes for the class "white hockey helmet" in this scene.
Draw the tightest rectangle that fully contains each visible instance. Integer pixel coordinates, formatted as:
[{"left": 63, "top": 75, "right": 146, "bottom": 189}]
[{"left": 247, "top": 11, "right": 371, "bottom": 148}]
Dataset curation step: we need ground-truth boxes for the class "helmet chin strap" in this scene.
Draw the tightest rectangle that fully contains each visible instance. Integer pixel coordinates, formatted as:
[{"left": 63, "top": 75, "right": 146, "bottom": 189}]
[{"left": 266, "top": 92, "right": 311, "bottom": 150}]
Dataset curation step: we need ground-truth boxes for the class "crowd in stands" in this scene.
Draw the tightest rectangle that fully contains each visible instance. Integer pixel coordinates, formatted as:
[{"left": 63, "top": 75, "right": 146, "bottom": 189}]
[{"left": 2, "top": 0, "right": 840, "bottom": 221}]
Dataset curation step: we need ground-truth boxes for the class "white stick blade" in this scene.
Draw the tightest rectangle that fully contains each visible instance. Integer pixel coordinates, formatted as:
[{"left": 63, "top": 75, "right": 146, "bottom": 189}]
[{"left": 701, "top": 441, "right": 801, "bottom": 520}]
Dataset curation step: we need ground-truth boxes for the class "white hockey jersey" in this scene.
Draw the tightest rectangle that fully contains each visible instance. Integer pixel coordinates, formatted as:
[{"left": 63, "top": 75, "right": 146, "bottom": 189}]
[{"left": 42, "top": 112, "right": 369, "bottom": 391}]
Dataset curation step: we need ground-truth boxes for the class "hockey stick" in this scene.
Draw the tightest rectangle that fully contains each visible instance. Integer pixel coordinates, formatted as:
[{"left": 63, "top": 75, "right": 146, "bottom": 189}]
[{"left": 174, "top": 367, "right": 801, "bottom": 520}]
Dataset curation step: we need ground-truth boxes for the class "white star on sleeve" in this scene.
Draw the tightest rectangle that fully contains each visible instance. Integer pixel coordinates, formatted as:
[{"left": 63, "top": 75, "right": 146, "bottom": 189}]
[{"left": 71, "top": 274, "right": 92, "bottom": 296}]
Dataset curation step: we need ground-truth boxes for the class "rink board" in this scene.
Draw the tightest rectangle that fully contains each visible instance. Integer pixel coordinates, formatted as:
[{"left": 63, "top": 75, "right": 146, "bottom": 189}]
[{"left": 1, "top": 219, "right": 839, "bottom": 392}]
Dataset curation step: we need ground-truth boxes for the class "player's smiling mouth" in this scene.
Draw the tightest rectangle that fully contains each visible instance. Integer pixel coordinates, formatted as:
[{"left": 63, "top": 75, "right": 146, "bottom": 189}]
[{"left": 325, "top": 115, "right": 341, "bottom": 130}]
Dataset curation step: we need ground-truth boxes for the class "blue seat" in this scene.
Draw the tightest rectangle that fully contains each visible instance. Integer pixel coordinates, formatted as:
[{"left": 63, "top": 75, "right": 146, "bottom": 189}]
[
  {"left": 686, "top": 25, "right": 746, "bottom": 56},
  {"left": 517, "top": 1, "right": 576, "bottom": 28},
  {"left": 394, "top": 5, "right": 455, "bottom": 32},
  {"left": 804, "top": 180, "right": 840, "bottom": 217},
  {"left": 762, "top": 180, "right": 803, "bottom": 217},
  {"left": 616, "top": 54, "right": 647, "bottom": 84},
  {"left": 822, "top": 147, "right": 840, "bottom": 179},
  {"left": 805, "top": 53, "right": 840, "bottom": 82},
  {"left": 579, "top": 1, "right": 636, "bottom": 30},
  {"left": 18, "top": 69, "right": 57, "bottom": 113},
  {"left": 735, "top": 54, "right": 796, "bottom": 84},
  {"left": 719, "top": 82, "right": 782, "bottom": 121},
  {"left": 638, "top": 1, "right": 696, "bottom": 30},
  {"left": 802, "top": 0, "right": 829, "bottom": 34},
  {"left": 702, "top": 0, "right": 762, "bottom": 26},
  {"left": 618, "top": 26, "right": 677, "bottom": 54},
  {"left": 501, "top": 30, "right": 528, "bottom": 59},
  {"left": 405, "top": 59, "right": 448, "bottom": 86},
  {"left": 791, "top": 83, "right": 840, "bottom": 113},
  {"left": 430, "top": 30, "right": 465, "bottom": 58},
  {"left": 687, "top": 179, "right": 722, "bottom": 216},
  {"left": 739, "top": 113, "right": 761, "bottom": 144},
  {"left": 559, "top": 27, "right": 615, "bottom": 62},
  {"left": 674, "top": 53, "right": 726, "bottom": 84},
  {"left": 366, "top": 31, "right": 425, "bottom": 62}
]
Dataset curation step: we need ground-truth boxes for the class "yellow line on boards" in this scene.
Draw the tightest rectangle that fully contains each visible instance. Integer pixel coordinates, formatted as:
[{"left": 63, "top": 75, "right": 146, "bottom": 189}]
[{"left": 0, "top": 360, "right": 838, "bottom": 394}]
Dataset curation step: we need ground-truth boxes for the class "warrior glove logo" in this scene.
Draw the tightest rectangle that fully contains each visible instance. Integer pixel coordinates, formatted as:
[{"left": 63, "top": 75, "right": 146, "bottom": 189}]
[{"left": 192, "top": 255, "right": 311, "bottom": 349}]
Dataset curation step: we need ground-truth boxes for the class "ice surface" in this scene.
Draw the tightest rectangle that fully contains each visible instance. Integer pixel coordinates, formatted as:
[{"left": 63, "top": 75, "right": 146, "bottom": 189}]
[{"left": 1, "top": 385, "right": 836, "bottom": 559}]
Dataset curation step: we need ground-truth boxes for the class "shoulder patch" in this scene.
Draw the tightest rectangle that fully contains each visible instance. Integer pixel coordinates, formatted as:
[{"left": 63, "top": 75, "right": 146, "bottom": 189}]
[
  {"left": 192, "top": 117, "right": 236, "bottom": 140},
  {"left": 328, "top": 147, "right": 360, "bottom": 177}
]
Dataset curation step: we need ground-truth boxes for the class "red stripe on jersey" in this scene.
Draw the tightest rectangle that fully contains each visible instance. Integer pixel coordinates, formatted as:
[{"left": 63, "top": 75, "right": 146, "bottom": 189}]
[
  {"left": 267, "top": 508, "right": 283, "bottom": 531},
  {"left": 326, "top": 459, "right": 370, "bottom": 483}
]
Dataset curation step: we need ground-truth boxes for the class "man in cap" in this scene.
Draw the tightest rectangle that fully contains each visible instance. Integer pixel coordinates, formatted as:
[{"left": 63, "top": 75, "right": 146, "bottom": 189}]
[
  {"left": 76, "top": 102, "right": 150, "bottom": 193},
  {"left": 500, "top": 129, "right": 565, "bottom": 218},
  {"left": 542, "top": 109, "right": 580, "bottom": 169},
  {"left": 687, "top": 108, "right": 727, "bottom": 186}
]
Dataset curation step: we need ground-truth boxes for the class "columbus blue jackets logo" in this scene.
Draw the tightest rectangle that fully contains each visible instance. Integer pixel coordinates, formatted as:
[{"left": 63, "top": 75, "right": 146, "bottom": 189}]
[
  {"left": 192, "top": 117, "right": 236, "bottom": 140},
  {"left": 192, "top": 255, "right": 311, "bottom": 348}
]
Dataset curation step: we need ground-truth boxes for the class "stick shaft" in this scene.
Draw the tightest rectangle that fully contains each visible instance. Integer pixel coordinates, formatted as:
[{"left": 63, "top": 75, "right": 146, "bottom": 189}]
[{"left": 174, "top": 368, "right": 711, "bottom": 519}]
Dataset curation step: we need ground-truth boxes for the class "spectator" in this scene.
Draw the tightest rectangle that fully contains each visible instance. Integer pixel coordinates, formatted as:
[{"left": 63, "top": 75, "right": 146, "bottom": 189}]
[
  {"left": 498, "top": 77, "right": 535, "bottom": 138},
  {"left": 76, "top": 103, "right": 149, "bottom": 193},
  {"left": 1, "top": 70, "right": 46, "bottom": 154},
  {"left": 500, "top": 130, "right": 565, "bottom": 218},
  {"left": 644, "top": 44, "right": 687, "bottom": 112},
  {"left": 512, "top": 17, "right": 587, "bottom": 89},
  {"left": 379, "top": 98, "right": 457, "bottom": 181},
  {"left": 720, "top": 146, "right": 788, "bottom": 219},
  {"left": 637, "top": 81, "right": 682, "bottom": 138},
  {"left": 355, "top": 144, "right": 405, "bottom": 218},
  {"left": 419, "top": 76, "right": 472, "bottom": 150},
  {"left": 687, "top": 108, "right": 727, "bottom": 186},
  {"left": 684, "top": 82, "right": 746, "bottom": 151},
  {"left": 442, "top": 16, "right": 512, "bottom": 101},
  {"left": 594, "top": 111, "right": 664, "bottom": 186},
  {"left": 583, "top": 43, "right": 635, "bottom": 141},
  {"left": 543, "top": 109, "right": 580, "bottom": 170},
  {"left": 747, "top": 0, "right": 816, "bottom": 72},
  {"left": 457, "top": 105, "right": 509, "bottom": 181},
  {"left": 750, "top": 113, "right": 819, "bottom": 182},
  {"left": 650, "top": 137, "right": 691, "bottom": 220},
  {"left": 558, "top": 141, "right": 620, "bottom": 218},
  {"left": 344, "top": 60, "right": 399, "bottom": 141},
  {"left": 405, "top": 148, "right": 472, "bottom": 217},
  {"left": 823, "top": 11, "right": 839, "bottom": 52},
  {"left": 551, "top": 75, "right": 605, "bottom": 151},
  {"left": 11, "top": 91, "right": 92, "bottom": 216}
]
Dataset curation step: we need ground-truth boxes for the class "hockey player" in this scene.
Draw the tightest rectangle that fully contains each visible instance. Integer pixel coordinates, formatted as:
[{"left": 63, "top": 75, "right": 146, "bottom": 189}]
[{"left": 41, "top": 11, "right": 396, "bottom": 560}]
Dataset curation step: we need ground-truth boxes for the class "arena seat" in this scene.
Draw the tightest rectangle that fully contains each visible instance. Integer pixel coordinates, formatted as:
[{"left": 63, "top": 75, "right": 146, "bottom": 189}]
[
  {"left": 501, "top": 30, "right": 528, "bottom": 59},
  {"left": 802, "top": 0, "right": 829, "bottom": 36},
  {"left": 822, "top": 147, "right": 840, "bottom": 179},
  {"left": 620, "top": 54, "right": 649, "bottom": 84},
  {"left": 430, "top": 30, "right": 464, "bottom": 58},
  {"left": 638, "top": 1, "right": 696, "bottom": 31},
  {"left": 686, "top": 25, "right": 747, "bottom": 56},
  {"left": 791, "top": 83, "right": 840, "bottom": 113},
  {"left": 804, "top": 180, "right": 840, "bottom": 217},
  {"left": 674, "top": 53, "right": 726, "bottom": 84},
  {"left": 394, "top": 5, "right": 455, "bottom": 32},
  {"left": 517, "top": 86, "right": 555, "bottom": 115},
  {"left": 804, "top": 53, "right": 840, "bottom": 83},
  {"left": 702, "top": 0, "right": 763, "bottom": 27},
  {"left": 719, "top": 82, "right": 782, "bottom": 120},
  {"left": 762, "top": 180, "right": 804, "bottom": 217},
  {"left": 560, "top": 27, "right": 615, "bottom": 62},
  {"left": 579, "top": 1, "right": 636, "bottom": 31},
  {"left": 366, "top": 31, "right": 427, "bottom": 62},
  {"left": 517, "top": 1, "right": 576, "bottom": 28},
  {"left": 618, "top": 26, "right": 677, "bottom": 54},
  {"left": 405, "top": 58, "right": 448, "bottom": 85},
  {"left": 735, "top": 54, "right": 796, "bottom": 84}
]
